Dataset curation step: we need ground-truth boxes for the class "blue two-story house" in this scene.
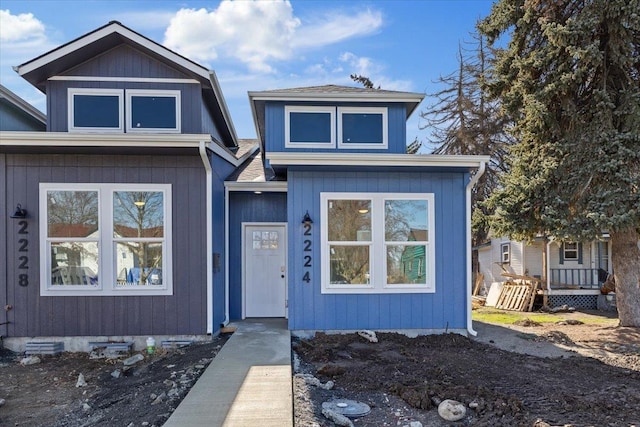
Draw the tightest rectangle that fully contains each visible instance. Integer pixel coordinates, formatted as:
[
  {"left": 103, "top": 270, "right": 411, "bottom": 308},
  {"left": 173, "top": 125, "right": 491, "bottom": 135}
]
[{"left": 1, "top": 21, "right": 488, "bottom": 351}]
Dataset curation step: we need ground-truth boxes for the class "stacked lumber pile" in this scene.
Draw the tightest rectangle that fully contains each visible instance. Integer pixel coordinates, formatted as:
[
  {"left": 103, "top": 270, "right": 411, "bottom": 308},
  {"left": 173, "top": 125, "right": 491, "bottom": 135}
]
[{"left": 495, "top": 273, "right": 540, "bottom": 312}]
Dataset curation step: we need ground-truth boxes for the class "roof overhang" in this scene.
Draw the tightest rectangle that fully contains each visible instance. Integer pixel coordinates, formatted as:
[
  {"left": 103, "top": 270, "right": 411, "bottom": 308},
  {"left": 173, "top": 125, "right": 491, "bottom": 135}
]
[
  {"left": 266, "top": 152, "right": 490, "bottom": 170},
  {"left": 0, "top": 131, "right": 255, "bottom": 167},
  {"left": 224, "top": 181, "right": 288, "bottom": 192}
]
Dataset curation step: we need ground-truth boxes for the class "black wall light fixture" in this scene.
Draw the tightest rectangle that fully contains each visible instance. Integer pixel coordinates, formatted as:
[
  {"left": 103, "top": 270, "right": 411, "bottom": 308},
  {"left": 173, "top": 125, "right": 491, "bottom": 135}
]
[
  {"left": 10, "top": 204, "right": 27, "bottom": 219},
  {"left": 302, "top": 210, "right": 313, "bottom": 225}
]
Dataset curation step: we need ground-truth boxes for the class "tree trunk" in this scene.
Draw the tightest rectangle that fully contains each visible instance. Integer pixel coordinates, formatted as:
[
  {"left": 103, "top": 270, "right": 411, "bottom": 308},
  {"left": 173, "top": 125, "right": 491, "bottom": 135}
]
[{"left": 610, "top": 228, "right": 640, "bottom": 327}]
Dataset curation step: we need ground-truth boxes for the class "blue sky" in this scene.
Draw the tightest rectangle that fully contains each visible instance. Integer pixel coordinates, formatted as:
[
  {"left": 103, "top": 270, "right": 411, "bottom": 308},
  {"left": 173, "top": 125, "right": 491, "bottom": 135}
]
[{"left": 0, "top": 0, "right": 495, "bottom": 146}]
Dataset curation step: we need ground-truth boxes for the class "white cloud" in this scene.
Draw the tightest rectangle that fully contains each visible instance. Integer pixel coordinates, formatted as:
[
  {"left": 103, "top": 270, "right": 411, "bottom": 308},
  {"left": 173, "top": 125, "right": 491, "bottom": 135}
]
[
  {"left": 164, "top": 2, "right": 300, "bottom": 73},
  {"left": 163, "top": 1, "right": 384, "bottom": 74},
  {"left": 0, "top": 9, "right": 45, "bottom": 42},
  {"left": 293, "top": 9, "right": 383, "bottom": 49}
]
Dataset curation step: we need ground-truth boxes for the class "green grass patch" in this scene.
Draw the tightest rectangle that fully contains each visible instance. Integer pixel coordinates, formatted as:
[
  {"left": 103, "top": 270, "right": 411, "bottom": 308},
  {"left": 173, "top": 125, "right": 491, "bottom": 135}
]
[{"left": 472, "top": 307, "right": 615, "bottom": 326}]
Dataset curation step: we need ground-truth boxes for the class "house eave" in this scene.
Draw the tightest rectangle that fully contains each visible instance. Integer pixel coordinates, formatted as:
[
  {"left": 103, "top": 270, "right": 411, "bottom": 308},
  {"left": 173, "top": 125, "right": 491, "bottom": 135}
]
[
  {"left": 266, "top": 152, "right": 491, "bottom": 169},
  {"left": 0, "top": 131, "right": 213, "bottom": 148}
]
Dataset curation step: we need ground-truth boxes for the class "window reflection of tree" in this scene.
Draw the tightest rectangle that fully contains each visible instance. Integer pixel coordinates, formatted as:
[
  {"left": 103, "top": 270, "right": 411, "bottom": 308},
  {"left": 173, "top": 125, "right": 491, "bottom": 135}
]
[
  {"left": 113, "top": 191, "right": 163, "bottom": 285},
  {"left": 329, "top": 200, "right": 370, "bottom": 284},
  {"left": 48, "top": 191, "right": 99, "bottom": 273}
]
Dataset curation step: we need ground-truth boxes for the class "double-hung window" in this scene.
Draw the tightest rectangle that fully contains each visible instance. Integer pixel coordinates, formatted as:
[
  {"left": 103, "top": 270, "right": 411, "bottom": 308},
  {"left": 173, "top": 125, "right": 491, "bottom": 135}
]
[
  {"left": 500, "top": 243, "right": 510, "bottom": 263},
  {"left": 563, "top": 242, "right": 579, "bottom": 261},
  {"left": 321, "top": 192, "right": 435, "bottom": 294},
  {"left": 40, "top": 183, "right": 172, "bottom": 296},
  {"left": 68, "top": 88, "right": 124, "bottom": 132}
]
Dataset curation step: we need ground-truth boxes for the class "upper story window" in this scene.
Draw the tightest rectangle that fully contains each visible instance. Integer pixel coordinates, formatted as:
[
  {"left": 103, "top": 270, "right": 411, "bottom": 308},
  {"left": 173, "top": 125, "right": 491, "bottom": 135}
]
[
  {"left": 284, "top": 105, "right": 388, "bottom": 149},
  {"left": 338, "top": 107, "right": 388, "bottom": 149},
  {"left": 126, "top": 90, "right": 181, "bottom": 133},
  {"left": 68, "top": 88, "right": 124, "bottom": 132},
  {"left": 68, "top": 88, "right": 180, "bottom": 133},
  {"left": 285, "top": 106, "right": 335, "bottom": 148}
]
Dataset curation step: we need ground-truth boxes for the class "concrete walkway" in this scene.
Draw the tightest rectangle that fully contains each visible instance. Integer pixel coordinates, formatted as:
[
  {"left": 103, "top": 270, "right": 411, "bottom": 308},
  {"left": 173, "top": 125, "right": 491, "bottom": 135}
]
[{"left": 164, "top": 318, "right": 293, "bottom": 427}]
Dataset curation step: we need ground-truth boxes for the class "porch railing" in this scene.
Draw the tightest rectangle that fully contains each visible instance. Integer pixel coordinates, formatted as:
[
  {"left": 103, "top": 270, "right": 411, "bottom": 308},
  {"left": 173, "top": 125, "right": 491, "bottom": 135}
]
[{"left": 549, "top": 268, "right": 606, "bottom": 289}]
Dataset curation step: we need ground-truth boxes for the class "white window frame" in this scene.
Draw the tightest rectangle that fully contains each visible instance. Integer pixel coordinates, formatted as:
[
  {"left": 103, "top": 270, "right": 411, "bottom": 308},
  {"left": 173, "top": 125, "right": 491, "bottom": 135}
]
[
  {"left": 39, "top": 183, "right": 173, "bottom": 296},
  {"left": 500, "top": 242, "right": 510, "bottom": 263},
  {"left": 321, "top": 192, "right": 435, "bottom": 294},
  {"left": 284, "top": 105, "right": 336, "bottom": 148},
  {"left": 337, "top": 106, "right": 388, "bottom": 149},
  {"left": 563, "top": 241, "right": 579, "bottom": 261},
  {"left": 68, "top": 88, "right": 124, "bottom": 133},
  {"left": 126, "top": 89, "right": 181, "bottom": 133}
]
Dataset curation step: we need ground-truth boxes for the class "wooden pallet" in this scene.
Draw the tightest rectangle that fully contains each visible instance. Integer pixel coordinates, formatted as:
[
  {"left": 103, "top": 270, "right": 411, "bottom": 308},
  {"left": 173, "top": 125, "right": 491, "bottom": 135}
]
[{"left": 495, "top": 281, "right": 538, "bottom": 312}]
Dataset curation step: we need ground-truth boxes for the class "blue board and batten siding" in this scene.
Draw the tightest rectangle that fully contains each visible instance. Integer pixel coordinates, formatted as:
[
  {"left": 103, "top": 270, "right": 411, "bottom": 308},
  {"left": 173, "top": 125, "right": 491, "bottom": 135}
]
[
  {"left": 228, "top": 192, "right": 287, "bottom": 319},
  {"left": 264, "top": 102, "right": 408, "bottom": 154},
  {"left": 210, "top": 156, "right": 241, "bottom": 327},
  {"left": 287, "top": 169, "right": 469, "bottom": 331},
  {"left": 2, "top": 152, "right": 211, "bottom": 337}
]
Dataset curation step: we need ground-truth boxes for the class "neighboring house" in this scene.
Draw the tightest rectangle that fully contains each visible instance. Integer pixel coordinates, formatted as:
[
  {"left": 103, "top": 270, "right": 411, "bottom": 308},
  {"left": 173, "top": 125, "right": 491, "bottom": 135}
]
[
  {"left": 0, "top": 21, "right": 255, "bottom": 350},
  {"left": 1, "top": 21, "right": 489, "bottom": 350},
  {"left": 477, "top": 235, "right": 612, "bottom": 308},
  {"left": 0, "top": 84, "right": 46, "bottom": 131}
]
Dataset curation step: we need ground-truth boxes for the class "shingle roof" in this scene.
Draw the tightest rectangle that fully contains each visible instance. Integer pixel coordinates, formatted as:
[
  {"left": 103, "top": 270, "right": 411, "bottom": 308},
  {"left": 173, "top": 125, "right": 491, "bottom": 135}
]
[
  {"left": 255, "top": 84, "right": 420, "bottom": 97},
  {"left": 226, "top": 151, "right": 277, "bottom": 183}
]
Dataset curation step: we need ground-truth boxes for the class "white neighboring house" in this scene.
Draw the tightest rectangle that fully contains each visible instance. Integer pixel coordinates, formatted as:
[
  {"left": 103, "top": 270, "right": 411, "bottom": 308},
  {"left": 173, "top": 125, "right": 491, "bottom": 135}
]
[{"left": 477, "top": 235, "right": 612, "bottom": 309}]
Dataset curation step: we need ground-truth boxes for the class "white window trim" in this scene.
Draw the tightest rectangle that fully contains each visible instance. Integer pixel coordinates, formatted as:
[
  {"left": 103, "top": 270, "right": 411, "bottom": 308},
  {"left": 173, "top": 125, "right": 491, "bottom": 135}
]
[
  {"left": 68, "top": 88, "right": 124, "bottom": 133},
  {"left": 563, "top": 241, "right": 579, "bottom": 261},
  {"left": 337, "top": 106, "right": 388, "bottom": 149},
  {"left": 500, "top": 242, "right": 510, "bottom": 263},
  {"left": 126, "top": 89, "right": 181, "bottom": 133},
  {"left": 321, "top": 192, "right": 435, "bottom": 294},
  {"left": 39, "top": 183, "right": 173, "bottom": 296},
  {"left": 284, "top": 105, "right": 336, "bottom": 148}
]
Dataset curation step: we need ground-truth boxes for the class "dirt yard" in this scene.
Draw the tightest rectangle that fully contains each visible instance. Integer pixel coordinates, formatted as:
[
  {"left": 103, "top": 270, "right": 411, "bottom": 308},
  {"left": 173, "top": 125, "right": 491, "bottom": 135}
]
[
  {"left": 293, "top": 309, "right": 640, "bottom": 426},
  {"left": 0, "top": 309, "right": 638, "bottom": 427},
  {"left": 0, "top": 336, "right": 228, "bottom": 427}
]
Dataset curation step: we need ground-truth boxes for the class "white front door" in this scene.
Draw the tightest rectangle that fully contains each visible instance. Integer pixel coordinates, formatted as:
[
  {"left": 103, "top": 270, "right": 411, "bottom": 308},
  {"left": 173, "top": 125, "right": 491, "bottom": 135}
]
[{"left": 244, "top": 224, "right": 287, "bottom": 318}]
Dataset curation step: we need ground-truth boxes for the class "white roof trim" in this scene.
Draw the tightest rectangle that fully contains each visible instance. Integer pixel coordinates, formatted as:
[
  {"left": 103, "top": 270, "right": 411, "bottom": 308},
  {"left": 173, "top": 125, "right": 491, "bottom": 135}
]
[
  {"left": 225, "top": 181, "right": 288, "bottom": 192},
  {"left": 248, "top": 91, "right": 424, "bottom": 104},
  {"left": 0, "top": 131, "right": 254, "bottom": 167},
  {"left": 0, "top": 131, "right": 211, "bottom": 147},
  {"left": 16, "top": 22, "right": 210, "bottom": 80},
  {"left": 0, "top": 84, "right": 46, "bottom": 124},
  {"left": 266, "top": 152, "right": 491, "bottom": 168},
  {"left": 209, "top": 70, "right": 238, "bottom": 144},
  {"left": 49, "top": 76, "right": 200, "bottom": 84}
]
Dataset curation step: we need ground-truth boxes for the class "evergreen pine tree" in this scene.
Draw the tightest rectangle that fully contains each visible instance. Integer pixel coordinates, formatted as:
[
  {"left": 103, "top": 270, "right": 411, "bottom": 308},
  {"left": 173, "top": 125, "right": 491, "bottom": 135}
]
[{"left": 479, "top": 0, "right": 640, "bottom": 326}]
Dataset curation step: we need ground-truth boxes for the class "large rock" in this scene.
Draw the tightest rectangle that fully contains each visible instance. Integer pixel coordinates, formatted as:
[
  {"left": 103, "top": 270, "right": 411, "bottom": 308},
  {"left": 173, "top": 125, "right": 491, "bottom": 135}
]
[{"left": 437, "top": 399, "right": 466, "bottom": 421}]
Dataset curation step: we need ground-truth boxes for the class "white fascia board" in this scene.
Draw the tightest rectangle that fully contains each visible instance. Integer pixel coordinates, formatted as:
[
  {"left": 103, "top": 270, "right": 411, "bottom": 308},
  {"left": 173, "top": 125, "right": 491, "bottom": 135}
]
[
  {"left": 266, "top": 152, "right": 491, "bottom": 168},
  {"left": 0, "top": 131, "right": 212, "bottom": 148},
  {"left": 247, "top": 91, "right": 424, "bottom": 104},
  {"left": 208, "top": 138, "right": 258, "bottom": 167},
  {"left": 225, "top": 181, "right": 288, "bottom": 192},
  {"left": 208, "top": 71, "right": 238, "bottom": 145},
  {"left": 16, "top": 23, "right": 211, "bottom": 81}
]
